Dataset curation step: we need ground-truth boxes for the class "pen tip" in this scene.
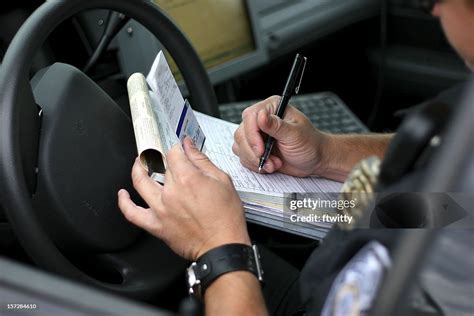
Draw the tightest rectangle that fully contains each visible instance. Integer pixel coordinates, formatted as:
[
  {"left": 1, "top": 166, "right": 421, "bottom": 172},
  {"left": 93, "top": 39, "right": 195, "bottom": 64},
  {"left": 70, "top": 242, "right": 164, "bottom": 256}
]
[{"left": 258, "top": 167, "right": 262, "bottom": 173}]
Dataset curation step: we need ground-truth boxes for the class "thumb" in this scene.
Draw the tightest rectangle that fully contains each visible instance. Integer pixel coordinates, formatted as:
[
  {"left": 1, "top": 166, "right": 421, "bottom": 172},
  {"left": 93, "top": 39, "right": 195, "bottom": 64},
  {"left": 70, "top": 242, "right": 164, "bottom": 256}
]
[
  {"left": 183, "top": 137, "right": 217, "bottom": 173},
  {"left": 257, "top": 109, "right": 292, "bottom": 141}
]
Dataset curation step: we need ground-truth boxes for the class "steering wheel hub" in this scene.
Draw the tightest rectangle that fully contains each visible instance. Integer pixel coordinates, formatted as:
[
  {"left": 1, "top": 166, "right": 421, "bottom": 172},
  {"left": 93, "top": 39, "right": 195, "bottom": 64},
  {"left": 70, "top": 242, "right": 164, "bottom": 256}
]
[{"left": 32, "top": 63, "right": 141, "bottom": 252}]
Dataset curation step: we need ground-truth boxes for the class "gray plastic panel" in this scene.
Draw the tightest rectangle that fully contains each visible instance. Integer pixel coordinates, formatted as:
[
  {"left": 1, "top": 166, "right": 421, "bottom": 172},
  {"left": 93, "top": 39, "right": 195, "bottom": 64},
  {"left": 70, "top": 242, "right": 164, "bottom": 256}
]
[
  {"left": 0, "top": 258, "right": 170, "bottom": 316},
  {"left": 259, "top": 0, "right": 380, "bottom": 57}
]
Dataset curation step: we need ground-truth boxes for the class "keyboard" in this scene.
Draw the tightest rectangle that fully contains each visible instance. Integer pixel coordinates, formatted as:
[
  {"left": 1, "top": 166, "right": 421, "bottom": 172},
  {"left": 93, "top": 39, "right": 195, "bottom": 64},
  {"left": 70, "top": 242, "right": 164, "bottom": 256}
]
[{"left": 218, "top": 92, "right": 369, "bottom": 134}]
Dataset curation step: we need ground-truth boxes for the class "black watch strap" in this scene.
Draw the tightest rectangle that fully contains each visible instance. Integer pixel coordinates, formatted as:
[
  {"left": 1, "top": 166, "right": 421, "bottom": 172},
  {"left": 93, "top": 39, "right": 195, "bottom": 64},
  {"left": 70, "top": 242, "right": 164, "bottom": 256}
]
[{"left": 193, "top": 244, "right": 264, "bottom": 295}]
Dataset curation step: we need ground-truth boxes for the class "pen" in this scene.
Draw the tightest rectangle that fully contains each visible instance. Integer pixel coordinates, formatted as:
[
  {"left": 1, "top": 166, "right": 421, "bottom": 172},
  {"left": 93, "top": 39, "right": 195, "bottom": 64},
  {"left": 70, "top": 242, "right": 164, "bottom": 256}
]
[{"left": 258, "top": 53, "right": 307, "bottom": 173}]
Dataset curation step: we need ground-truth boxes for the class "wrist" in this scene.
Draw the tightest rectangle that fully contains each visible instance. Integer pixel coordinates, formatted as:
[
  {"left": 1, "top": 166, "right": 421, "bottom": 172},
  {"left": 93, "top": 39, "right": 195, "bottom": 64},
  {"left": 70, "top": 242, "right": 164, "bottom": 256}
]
[
  {"left": 187, "top": 243, "right": 264, "bottom": 300},
  {"left": 312, "top": 131, "right": 333, "bottom": 177},
  {"left": 313, "top": 133, "right": 350, "bottom": 182},
  {"left": 204, "top": 271, "right": 267, "bottom": 316},
  {"left": 204, "top": 270, "right": 261, "bottom": 300}
]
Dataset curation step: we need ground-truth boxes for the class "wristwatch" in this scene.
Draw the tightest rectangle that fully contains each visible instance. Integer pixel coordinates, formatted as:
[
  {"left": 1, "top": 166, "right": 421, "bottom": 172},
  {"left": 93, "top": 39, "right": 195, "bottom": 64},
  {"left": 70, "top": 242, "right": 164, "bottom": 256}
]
[{"left": 186, "top": 243, "right": 264, "bottom": 298}]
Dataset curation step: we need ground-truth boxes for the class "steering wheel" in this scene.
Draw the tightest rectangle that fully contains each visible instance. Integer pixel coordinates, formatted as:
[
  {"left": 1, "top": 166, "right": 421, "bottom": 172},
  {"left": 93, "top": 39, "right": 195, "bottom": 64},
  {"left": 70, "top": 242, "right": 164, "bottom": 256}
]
[{"left": 0, "top": 0, "right": 218, "bottom": 299}]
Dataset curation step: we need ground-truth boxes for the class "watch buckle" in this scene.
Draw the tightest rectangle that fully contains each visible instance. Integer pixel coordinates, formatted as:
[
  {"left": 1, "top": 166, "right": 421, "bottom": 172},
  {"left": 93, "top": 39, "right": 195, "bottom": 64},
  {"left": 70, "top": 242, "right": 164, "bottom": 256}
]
[
  {"left": 252, "top": 245, "right": 264, "bottom": 282},
  {"left": 187, "top": 262, "right": 202, "bottom": 298}
]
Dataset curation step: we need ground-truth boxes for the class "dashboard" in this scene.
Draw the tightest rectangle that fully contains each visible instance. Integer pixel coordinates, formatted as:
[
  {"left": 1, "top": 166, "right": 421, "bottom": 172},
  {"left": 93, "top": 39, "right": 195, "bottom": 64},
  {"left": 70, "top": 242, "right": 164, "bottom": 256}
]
[{"left": 74, "top": 0, "right": 380, "bottom": 85}]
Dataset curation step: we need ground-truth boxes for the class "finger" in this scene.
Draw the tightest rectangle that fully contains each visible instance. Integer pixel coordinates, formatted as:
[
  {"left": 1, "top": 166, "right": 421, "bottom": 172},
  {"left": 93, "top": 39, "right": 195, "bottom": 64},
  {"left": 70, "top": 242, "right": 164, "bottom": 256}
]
[
  {"left": 232, "top": 142, "right": 240, "bottom": 156},
  {"left": 262, "top": 160, "right": 275, "bottom": 173},
  {"left": 250, "top": 95, "right": 280, "bottom": 113},
  {"left": 118, "top": 189, "right": 161, "bottom": 233},
  {"left": 235, "top": 131, "right": 260, "bottom": 166},
  {"left": 163, "top": 167, "right": 174, "bottom": 187},
  {"left": 233, "top": 124, "right": 243, "bottom": 146},
  {"left": 131, "top": 159, "right": 163, "bottom": 203},
  {"left": 243, "top": 110, "right": 264, "bottom": 156},
  {"left": 237, "top": 153, "right": 266, "bottom": 173},
  {"left": 257, "top": 110, "right": 292, "bottom": 140},
  {"left": 241, "top": 96, "right": 280, "bottom": 156},
  {"left": 244, "top": 97, "right": 280, "bottom": 153},
  {"left": 233, "top": 143, "right": 258, "bottom": 171},
  {"left": 166, "top": 143, "right": 197, "bottom": 180},
  {"left": 271, "top": 155, "right": 283, "bottom": 170},
  {"left": 262, "top": 155, "right": 284, "bottom": 173},
  {"left": 183, "top": 137, "right": 218, "bottom": 174},
  {"left": 233, "top": 138, "right": 266, "bottom": 172},
  {"left": 261, "top": 156, "right": 277, "bottom": 173}
]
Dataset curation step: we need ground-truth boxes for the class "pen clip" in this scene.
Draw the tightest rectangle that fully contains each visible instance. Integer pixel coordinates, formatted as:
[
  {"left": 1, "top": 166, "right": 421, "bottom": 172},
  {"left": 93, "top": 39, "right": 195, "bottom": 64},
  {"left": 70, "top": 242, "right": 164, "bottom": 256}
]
[{"left": 294, "top": 56, "right": 307, "bottom": 95}]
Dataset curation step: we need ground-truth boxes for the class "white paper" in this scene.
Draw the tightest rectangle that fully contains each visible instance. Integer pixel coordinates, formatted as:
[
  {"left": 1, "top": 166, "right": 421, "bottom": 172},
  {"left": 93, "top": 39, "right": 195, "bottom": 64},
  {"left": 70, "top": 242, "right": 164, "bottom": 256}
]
[
  {"left": 127, "top": 73, "right": 168, "bottom": 171},
  {"left": 148, "top": 91, "right": 180, "bottom": 153},
  {"left": 147, "top": 51, "right": 206, "bottom": 151},
  {"left": 195, "top": 112, "right": 343, "bottom": 195}
]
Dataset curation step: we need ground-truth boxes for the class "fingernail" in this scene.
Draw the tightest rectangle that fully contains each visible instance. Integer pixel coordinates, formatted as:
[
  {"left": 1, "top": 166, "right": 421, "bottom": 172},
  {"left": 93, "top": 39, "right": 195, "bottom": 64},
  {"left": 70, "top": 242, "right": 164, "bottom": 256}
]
[
  {"left": 184, "top": 137, "right": 195, "bottom": 147},
  {"left": 252, "top": 145, "right": 259, "bottom": 154},
  {"left": 263, "top": 164, "right": 272, "bottom": 173}
]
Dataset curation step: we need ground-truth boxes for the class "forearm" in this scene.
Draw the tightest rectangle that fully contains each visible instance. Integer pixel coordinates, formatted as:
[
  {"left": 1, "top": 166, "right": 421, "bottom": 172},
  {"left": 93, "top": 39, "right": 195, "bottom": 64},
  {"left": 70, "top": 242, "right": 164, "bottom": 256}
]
[
  {"left": 317, "top": 133, "right": 394, "bottom": 182},
  {"left": 205, "top": 271, "right": 267, "bottom": 316}
]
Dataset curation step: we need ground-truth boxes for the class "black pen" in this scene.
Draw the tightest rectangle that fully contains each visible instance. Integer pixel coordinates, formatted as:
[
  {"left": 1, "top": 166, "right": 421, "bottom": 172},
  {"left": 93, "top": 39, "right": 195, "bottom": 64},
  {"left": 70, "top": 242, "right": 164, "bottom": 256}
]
[{"left": 258, "top": 54, "right": 307, "bottom": 173}]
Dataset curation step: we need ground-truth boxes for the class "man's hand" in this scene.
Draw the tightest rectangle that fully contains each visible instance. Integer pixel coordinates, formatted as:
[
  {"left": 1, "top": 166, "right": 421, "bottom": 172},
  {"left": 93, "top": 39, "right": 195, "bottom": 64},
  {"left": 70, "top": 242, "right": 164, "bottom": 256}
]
[
  {"left": 118, "top": 138, "right": 250, "bottom": 261},
  {"left": 233, "top": 95, "right": 329, "bottom": 177},
  {"left": 233, "top": 95, "right": 393, "bottom": 182}
]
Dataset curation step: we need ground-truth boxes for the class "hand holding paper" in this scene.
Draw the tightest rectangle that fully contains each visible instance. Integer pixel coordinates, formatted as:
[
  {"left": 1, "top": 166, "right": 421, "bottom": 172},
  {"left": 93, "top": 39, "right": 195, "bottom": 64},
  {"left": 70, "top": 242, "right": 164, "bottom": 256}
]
[
  {"left": 126, "top": 51, "right": 206, "bottom": 181},
  {"left": 118, "top": 138, "right": 250, "bottom": 261}
]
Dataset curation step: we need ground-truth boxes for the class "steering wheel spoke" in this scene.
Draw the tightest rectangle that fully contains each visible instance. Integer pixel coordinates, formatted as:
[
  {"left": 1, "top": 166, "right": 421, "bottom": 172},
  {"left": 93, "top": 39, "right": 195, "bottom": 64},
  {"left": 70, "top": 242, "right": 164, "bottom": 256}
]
[{"left": 72, "top": 236, "right": 187, "bottom": 300}]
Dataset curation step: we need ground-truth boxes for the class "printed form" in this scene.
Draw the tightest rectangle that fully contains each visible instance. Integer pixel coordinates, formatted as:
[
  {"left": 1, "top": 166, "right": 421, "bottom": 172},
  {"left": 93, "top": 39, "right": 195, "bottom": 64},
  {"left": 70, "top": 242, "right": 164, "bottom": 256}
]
[
  {"left": 127, "top": 51, "right": 206, "bottom": 182},
  {"left": 195, "top": 112, "right": 342, "bottom": 195},
  {"left": 147, "top": 51, "right": 206, "bottom": 152}
]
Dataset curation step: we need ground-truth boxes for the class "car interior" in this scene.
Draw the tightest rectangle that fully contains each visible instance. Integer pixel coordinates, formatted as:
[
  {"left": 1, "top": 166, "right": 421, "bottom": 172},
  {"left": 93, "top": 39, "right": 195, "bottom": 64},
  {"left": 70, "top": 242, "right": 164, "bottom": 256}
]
[{"left": 0, "top": 0, "right": 473, "bottom": 315}]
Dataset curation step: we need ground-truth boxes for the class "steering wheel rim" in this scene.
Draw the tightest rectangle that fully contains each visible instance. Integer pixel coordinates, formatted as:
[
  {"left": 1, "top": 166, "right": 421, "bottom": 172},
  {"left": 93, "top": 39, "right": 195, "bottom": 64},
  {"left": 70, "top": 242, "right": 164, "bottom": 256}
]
[{"left": 0, "top": 0, "right": 217, "bottom": 297}]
